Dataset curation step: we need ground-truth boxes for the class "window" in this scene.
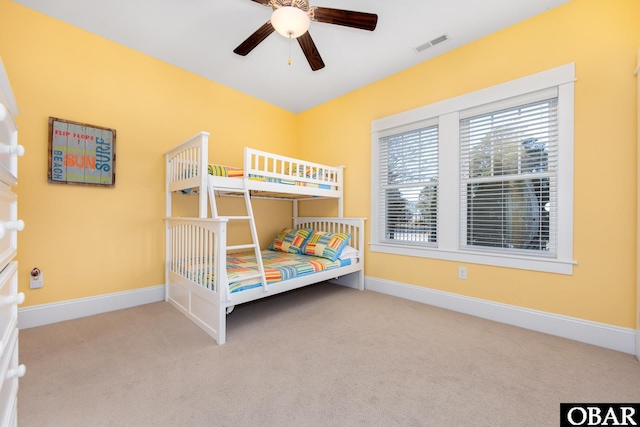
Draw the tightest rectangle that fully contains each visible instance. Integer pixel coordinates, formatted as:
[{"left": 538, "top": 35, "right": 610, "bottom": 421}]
[
  {"left": 378, "top": 121, "right": 439, "bottom": 245},
  {"left": 370, "top": 64, "right": 576, "bottom": 274},
  {"left": 460, "top": 94, "right": 557, "bottom": 255}
]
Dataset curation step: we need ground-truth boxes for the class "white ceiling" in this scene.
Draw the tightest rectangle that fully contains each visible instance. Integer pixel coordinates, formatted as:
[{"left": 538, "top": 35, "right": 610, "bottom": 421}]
[{"left": 13, "top": 0, "right": 570, "bottom": 113}]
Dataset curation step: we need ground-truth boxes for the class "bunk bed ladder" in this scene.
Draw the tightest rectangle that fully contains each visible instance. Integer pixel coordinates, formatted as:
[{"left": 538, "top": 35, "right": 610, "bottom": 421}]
[{"left": 207, "top": 181, "right": 268, "bottom": 294}]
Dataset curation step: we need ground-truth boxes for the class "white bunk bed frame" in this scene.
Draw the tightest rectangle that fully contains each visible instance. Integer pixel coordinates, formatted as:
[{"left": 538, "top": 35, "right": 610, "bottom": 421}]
[{"left": 164, "top": 132, "right": 365, "bottom": 344}]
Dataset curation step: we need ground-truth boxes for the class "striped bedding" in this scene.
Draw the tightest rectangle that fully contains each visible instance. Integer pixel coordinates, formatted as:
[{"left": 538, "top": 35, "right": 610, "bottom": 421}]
[
  {"left": 207, "top": 164, "right": 332, "bottom": 189},
  {"left": 182, "top": 250, "right": 353, "bottom": 294}
]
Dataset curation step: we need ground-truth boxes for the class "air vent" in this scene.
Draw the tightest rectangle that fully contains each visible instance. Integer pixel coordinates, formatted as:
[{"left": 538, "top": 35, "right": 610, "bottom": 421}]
[{"left": 414, "top": 34, "right": 449, "bottom": 53}]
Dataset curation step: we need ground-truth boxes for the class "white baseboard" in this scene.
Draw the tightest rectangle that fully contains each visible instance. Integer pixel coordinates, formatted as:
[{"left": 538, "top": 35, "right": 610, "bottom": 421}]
[
  {"left": 16, "top": 280, "right": 637, "bottom": 355},
  {"left": 18, "top": 285, "right": 166, "bottom": 330},
  {"left": 366, "top": 277, "right": 636, "bottom": 355}
]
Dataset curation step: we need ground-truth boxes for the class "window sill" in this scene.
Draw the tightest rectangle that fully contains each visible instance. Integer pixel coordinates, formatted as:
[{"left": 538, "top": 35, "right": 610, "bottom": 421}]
[{"left": 369, "top": 242, "right": 576, "bottom": 275}]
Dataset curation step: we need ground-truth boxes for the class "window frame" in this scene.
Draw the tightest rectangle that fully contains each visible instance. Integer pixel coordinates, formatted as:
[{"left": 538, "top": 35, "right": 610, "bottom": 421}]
[{"left": 370, "top": 64, "right": 576, "bottom": 275}]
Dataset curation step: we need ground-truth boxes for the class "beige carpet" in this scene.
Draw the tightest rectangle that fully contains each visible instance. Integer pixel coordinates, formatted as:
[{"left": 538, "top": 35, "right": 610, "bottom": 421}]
[{"left": 17, "top": 283, "right": 640, "bottom": 427}]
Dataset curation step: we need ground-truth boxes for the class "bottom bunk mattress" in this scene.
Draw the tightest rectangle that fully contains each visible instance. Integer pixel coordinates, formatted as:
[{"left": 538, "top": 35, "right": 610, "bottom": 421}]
[{"left": 180, "top": 250, "right": 355, "bottom": 294}]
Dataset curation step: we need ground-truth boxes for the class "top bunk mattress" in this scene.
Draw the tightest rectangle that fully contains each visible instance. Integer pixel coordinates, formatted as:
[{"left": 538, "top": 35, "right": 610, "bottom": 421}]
[{"left": 208, "top": 164, "right": 332, "bottom": 190}]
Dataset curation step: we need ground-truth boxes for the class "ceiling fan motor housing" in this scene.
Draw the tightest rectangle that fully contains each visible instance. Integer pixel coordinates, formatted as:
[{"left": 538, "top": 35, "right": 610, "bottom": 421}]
[{"left": 271, "top": 0, "right": 309, "bottom": 12}]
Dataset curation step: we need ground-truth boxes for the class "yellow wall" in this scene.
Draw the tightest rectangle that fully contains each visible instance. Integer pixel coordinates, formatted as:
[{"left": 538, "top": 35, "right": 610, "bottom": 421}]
[
  {"left": 0, "top": 0, "right": 298, "bottom": 305},
  {"left": 299, "top": 0, "right": 640, "bottom": 329},
  {"left": 1, "top": 0, "right": 639, "bottom": 331}
]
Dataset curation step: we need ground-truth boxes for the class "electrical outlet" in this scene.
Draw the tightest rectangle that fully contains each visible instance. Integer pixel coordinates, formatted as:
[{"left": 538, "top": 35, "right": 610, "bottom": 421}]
[
  {"left": 30, "top": 270, "right": 43, "bottom": 289},
  {"left": 458, "top": 266, "right": 467, "bottom": 280}
]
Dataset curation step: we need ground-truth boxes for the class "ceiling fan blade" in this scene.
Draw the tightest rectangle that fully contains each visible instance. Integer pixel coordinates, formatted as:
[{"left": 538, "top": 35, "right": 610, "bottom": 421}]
[
  {"left": 297, "top": 32, "right": 325, "bottom": 71},
  {"left": 250, "top": 0, "right": 271, "bottom": 5},
  {"left": 233, "top": 21, "right": 275, "bottom": 56},
  {"left": 310, "top": 7, "right": 378, "bottom": 31}
]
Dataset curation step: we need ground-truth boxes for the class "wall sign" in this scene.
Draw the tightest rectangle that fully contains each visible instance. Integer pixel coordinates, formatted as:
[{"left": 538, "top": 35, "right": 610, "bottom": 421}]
[{"left": 48, "top": 117, "right": 116, "bottom": 187}]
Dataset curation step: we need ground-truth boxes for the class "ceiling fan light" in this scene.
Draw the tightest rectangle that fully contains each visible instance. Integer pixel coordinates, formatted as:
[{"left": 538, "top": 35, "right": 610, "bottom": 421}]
[{"left": 271, "top": 6, "right": 310, "bottom": 38}]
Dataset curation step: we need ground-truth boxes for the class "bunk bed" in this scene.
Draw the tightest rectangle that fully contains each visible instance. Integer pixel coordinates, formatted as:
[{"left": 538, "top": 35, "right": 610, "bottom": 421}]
[{"left": 164, "top": 132, "right": 365, "bottom": 344}]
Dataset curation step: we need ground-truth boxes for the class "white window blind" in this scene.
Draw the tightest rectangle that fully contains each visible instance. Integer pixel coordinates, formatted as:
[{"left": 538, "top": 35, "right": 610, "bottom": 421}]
[
  {"left": 378, "top": 123, "right": 439, "bottom": 245},
  {"left": 459, "top": 94, "right": 559, "bottom": 255}
]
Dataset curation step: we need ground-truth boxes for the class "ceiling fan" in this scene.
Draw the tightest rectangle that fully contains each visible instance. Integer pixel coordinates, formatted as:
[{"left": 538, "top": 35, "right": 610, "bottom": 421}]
[{"left": 234, "top": 0, "right": 378, "bottom": 71}]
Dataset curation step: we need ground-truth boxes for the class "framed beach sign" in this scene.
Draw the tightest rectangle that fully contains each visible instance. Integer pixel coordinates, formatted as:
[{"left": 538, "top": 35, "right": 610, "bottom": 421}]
[{"left": 47, "top": 117, "right": 116, "bottom": 187}]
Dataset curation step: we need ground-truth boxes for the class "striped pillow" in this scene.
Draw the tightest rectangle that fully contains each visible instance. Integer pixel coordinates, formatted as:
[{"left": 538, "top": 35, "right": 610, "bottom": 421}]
[
  {"left": 301, "top": 231, "right": 351, "bottom": 261},
  {"left": 208, "top": 164, "right": 244, "bottom": 177},
  {"left": 268, "top": 228, "right": 312, "bottom": 254}
]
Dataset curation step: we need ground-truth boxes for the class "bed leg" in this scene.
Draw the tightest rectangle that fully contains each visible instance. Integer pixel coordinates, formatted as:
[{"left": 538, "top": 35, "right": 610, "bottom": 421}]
[{"left": 217, "top": 310, "right": 226, "bottom": 345}]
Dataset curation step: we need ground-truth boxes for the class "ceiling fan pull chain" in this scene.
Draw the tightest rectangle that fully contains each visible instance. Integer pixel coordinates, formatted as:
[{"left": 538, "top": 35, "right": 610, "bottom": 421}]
[{"left": 288, "top": 32, "right": 293, "bottom": 65}]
